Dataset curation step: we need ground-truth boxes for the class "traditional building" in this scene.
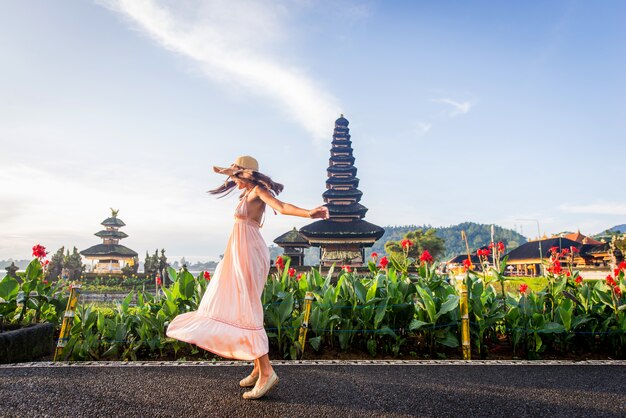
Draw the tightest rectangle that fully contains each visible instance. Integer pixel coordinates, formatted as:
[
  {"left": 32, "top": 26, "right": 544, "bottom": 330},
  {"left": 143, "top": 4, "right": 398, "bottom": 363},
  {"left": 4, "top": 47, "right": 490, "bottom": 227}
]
[
  {"left": 273, "top": 227, "right": 310, "bottom": 266},
  {"left": 80, "top": 209, "right": 138, "bottom": 274},
  {"left": 504, "top": 237, "right": 580, "bottom": 276},
  {"left": 299, "top": 115, "right": 384, "bottom": 266}
]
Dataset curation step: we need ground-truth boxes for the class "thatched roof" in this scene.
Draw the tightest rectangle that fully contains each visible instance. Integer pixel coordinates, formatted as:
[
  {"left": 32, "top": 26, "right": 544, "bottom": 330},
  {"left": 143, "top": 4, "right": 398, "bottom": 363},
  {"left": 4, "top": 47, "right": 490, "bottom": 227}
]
[
  {"left": 80, "top": 244, "right": 138, "bottom": 258},
  {"left": 274, "top": 227, "right": 310, "bottom": 247},
  {"left": 505, "top": 237, "right": 580, "bottom": 262}
]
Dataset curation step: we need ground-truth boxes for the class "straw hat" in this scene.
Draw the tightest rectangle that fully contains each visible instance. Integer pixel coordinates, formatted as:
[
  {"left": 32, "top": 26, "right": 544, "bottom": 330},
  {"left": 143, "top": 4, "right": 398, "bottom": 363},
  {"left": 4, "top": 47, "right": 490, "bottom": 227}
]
[{"left": 213, "top": 155, "right": 259, "bottom": 176}]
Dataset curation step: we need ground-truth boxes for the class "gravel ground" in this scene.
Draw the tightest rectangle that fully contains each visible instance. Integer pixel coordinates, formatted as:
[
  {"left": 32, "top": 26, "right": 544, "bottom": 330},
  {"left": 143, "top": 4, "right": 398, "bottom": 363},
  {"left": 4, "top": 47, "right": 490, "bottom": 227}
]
[{"left": 0, "top": 362, "right": 624, "bottom": 417}]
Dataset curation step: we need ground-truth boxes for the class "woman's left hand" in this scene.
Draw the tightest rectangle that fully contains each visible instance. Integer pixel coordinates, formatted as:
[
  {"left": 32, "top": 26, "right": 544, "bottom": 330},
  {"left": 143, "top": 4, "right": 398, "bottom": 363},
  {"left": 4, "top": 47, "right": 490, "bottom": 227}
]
[{"left": 309, "top": 206, "right": 330, "bottom": 219}]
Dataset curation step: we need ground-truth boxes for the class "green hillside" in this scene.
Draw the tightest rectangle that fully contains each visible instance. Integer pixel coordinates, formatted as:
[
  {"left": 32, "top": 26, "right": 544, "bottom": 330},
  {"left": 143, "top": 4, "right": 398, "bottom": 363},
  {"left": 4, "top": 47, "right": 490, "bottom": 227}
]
[{"left": 367, "top": 222, "right": 527, "bottom": 260}]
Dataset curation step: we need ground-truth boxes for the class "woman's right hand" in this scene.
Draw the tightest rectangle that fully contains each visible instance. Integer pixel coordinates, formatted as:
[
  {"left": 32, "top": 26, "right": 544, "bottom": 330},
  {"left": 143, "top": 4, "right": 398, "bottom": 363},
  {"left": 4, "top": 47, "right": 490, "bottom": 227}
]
[{"left": 309, "top": 206, "right": 330, "bottom": 220}]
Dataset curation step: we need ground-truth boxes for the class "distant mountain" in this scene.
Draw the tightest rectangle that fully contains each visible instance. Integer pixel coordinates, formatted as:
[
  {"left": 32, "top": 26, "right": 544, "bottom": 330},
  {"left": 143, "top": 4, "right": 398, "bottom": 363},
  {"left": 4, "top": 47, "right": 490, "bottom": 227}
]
[
  {"left": 367, "top": 222, "right": 527, "bottom": 260},
  {"left": 593, "top": 224, "right": 626, "bottom": 239},
  {"left": 270, "top": 222, "right": 528, "bottom": 265},
  {"left": 607, "top": 224, "right": 626, "bottom": 234}
]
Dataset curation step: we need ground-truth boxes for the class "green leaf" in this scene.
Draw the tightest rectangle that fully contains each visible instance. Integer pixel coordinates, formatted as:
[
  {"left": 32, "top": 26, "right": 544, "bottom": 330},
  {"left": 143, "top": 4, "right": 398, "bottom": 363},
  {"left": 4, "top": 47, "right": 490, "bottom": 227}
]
[
  {"left": 436, "top": 294, "right": 460, "bottom": 320},
  {"left": 308, "top": 336, "right": 322, "bottom": 351},
  {"left": 25, "top": 259, "right": 43, "bottom": 281},
  {"left": 409, "top": 319, "right": 430, "bottom": 330},
  {"left": 167, "top": 266, "right": 178, "bottom": 282},
  {"left": 354, "top": 281, "right": 367, "bottom": 305},
  {"left": 0, "top": 276, "right": 19, "bottom": 301},
  {"left": 374, "top": 300, "right": 388, "bottom": 328},
  {"left": 416, "top": 286, "right": 436, "bottom": 323},
  {"left": 366, "top": 277, "right": 378, "bottom": 302},
  {"left": 541, "top": 322, "right": 565, "bottom": 333},
  {"left": 437, "top": 331, "right": 459, "bottom": 348},
  {"left": 278, "top": 293, "right": 294, "bottom": 324}
]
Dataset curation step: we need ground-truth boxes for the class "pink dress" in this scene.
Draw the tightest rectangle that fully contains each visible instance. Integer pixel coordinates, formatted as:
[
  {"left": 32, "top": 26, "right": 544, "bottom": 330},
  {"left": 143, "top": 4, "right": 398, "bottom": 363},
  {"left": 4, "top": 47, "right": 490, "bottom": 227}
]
[{"left": 166, "top": 191, "right": 270, "bottom": 360}]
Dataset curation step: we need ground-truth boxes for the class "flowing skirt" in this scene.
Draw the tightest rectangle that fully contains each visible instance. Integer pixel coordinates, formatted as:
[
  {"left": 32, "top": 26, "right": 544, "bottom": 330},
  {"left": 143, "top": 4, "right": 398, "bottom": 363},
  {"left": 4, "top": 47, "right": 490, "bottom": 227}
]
[{"left": 166, "top": 219, "right": 270, "bottom": 360}]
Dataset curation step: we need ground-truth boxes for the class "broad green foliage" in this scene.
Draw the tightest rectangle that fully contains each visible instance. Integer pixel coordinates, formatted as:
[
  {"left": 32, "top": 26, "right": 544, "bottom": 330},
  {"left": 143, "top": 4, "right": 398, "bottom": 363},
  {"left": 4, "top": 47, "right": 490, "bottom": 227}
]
[{"left": 9, "top": 254, "right": 625, "bottom": 361}]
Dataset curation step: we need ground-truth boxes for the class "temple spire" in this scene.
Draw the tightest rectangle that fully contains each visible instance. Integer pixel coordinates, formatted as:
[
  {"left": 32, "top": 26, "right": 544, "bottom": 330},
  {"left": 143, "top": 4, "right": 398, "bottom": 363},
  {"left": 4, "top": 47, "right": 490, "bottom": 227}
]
[{"left": 299, "top": 115, "right": 384, "bottom": 266}]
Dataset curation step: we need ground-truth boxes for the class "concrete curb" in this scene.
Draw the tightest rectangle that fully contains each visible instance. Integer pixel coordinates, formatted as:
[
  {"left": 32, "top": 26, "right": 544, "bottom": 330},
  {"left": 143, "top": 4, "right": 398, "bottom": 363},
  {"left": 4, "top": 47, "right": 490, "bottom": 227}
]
[{"left": 2, "top": 359, "right": 625, "bottom": 368}]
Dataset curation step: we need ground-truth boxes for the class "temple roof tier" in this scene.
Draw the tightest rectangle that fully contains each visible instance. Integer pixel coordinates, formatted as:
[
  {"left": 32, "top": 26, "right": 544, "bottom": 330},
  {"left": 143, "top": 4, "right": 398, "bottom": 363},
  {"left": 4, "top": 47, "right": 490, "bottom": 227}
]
[
  {"left": 273, "top": 227, "right": 310, "bottom": 247},
  {"left": 329, "top": 155, "right": 356, "bottom": 164},
  {"left": 327, "top": 166, "right": 357, "bottom": 176},
  {"left": 326, "top": 177, "right": 360, "bottom": 187},
  {"left": 95, "top": 230, "right": 129, "bottom": 239},
  {"left": 300, "top": 219, "right": 384, "bottom": 242},
  {"left": 326, "top": 203, "right": 368, "bottom": 217},
  {"left": 101, "top": 217, "right": 126, "bottom": 227},
  {"left": 323, "top": 188, "right": 363, "bottom": 200},
  {"left": 80, "top": 244, "right": 138, "bottom": 258}
]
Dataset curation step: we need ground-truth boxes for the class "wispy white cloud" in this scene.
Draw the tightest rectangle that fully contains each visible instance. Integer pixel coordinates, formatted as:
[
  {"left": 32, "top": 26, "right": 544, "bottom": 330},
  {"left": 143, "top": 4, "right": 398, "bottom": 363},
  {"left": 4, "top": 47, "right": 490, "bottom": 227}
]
[
  {"left": 98, "top": 0, "right": 340, "bottom": 140},
  {"left": 435, "top": 98, "right": 472, "bottom": 117},
  {"left": 560, "top": 202, "right": 626, "bottom": 216},
  {"left": 415, "top": 121, "right": 432, "bottom": 136}
]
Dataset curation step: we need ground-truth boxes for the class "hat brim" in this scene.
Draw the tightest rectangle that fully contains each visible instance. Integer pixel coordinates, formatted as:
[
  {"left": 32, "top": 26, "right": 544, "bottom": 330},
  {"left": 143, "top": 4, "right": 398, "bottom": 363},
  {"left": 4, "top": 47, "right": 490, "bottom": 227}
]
[{"left": 213, "top": 165, "right": 242, "bottom": 176}]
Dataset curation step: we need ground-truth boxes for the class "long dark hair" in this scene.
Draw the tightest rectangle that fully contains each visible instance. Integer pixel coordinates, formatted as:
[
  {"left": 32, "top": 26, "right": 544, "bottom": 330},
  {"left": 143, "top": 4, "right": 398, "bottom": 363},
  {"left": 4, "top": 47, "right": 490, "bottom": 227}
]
[{"left": 208, "top": 170, "right": 284, "bottom": 198}]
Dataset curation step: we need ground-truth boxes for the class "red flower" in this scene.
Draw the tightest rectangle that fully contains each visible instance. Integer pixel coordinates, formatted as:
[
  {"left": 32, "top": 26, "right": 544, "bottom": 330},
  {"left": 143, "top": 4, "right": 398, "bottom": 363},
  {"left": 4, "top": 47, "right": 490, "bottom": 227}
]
[
  {"left": 606, "top": 275, "right": 616, "bottom": 287},
  {"left": 519, "top": 283, "right": 529, "bottom": 294},
  {"left": 371, "top": 252, "right": 378, "bottom": 259},
  {"left": 203, "top": 271, "right": 211, "bottom": 281},
  {"left": 614, "top": 268, "right": 620, "bottom": 278},
  {"left": 560, "top": 248, "right": 570, "bottom": 256},
  {"left": 548, "top": 261, "right": 562, "bottom": 275},
  {"left": 477, "top": 248, "right": 491, "bottom": 257},
  {"left": 549, "top": 246, "right": 559, "bottom": 255},
  {"left": 296, "top": 273, "right": 304, "bottom": 281},
  {"left": 614, "top": 286, "right": 622, "bottom": 297},
  {"left": 488, "top": 242, "right": 494, "bottom": 249},
  {"left": 288, "top": 267, "right": 296, "bottom": 277},
  {"left": 619, "top": 261, "right": 626, "bottom": 271},
  {"left": 41, "top": 260, "right": 49, "bottom": 267},
  {"left": 275, "top": 256, "right": 285, "bottom": 270},
  {"left": 571, "top": 246, "right": 580, "bottom": 253},
  {"left": 378, "top": 256, "right": 389, "bottom": 269},
  {"left": 42, "top": 279, "right": 49, "bottom": 285},
  {"left": 156, "top": 276, "right": 162, "bottom": 286},
  {"left": 575, "top": 276, "right": 583, "bottom": 285},
  {"left": 419, "top": 250, "right": 433, "bottom": 263},
  {"left": 462, "top": 258, "right": 472, "bottom": 271},
  {"left": 342, "top": 265, "right": 352, "bottom": 273},
  {"left": 497, "top": 242, "right": 505, "bottom": 253},
  {"left": 32, "top": 244, "right": 47, "bottom": 259},
  {"left": 565, "top": 271, "right": 571, "bottom": 277},
  {"left": 401, "top": 239, "right": 413, "bottom": 249}
]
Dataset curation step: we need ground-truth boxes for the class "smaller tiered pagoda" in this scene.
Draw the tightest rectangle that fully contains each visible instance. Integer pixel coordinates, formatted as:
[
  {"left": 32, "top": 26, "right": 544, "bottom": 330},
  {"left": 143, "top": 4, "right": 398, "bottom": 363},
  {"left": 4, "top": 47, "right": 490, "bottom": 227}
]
[
  {"left": 273, "top": 227, "right": 310, "bottom": 266},
  {"left": 80, "top": 209, "right": 138, "bottom": 274}
]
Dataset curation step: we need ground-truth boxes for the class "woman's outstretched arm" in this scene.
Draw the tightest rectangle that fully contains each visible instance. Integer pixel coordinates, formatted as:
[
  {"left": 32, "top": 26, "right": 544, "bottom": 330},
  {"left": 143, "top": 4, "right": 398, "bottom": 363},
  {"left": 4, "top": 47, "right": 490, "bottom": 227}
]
[{"left": 255, "top": 186, "right": 329, "bottom": 219}]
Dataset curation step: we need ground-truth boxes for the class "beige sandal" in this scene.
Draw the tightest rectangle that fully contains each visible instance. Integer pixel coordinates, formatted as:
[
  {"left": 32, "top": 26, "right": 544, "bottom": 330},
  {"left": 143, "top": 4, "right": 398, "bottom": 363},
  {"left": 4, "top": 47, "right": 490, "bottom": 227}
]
[
  {"left": 242, "top": 371, "right": 279, "bottom": 400},
  {"left": 239, "top": 373, "right": 259, "bottom": 388}
]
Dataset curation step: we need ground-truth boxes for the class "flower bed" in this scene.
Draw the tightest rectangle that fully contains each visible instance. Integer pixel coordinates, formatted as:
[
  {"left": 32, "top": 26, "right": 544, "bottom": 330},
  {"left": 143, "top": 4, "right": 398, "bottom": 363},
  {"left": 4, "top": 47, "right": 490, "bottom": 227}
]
[{"left": 2, "top": 245, "right": 625, "bottom": 362}]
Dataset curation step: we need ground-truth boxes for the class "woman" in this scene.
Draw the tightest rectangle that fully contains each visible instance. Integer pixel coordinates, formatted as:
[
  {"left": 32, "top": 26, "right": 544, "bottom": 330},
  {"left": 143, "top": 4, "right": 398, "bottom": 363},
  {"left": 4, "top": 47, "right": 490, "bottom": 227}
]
[{"left": 166, "top": 155, "right": 329, "bottom": 400}]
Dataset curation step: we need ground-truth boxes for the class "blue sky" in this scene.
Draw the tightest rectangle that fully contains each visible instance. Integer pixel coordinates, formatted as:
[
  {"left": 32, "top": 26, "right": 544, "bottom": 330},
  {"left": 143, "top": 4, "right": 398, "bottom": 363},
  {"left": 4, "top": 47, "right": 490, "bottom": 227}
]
[{"left": 1, "top": 0, "right": 625, "bottom": 261}]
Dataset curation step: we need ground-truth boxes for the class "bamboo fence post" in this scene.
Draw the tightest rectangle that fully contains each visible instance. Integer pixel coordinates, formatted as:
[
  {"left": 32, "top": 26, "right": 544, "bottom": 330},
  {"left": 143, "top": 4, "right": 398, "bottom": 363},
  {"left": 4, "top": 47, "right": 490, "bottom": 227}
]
[
  {"left": 53, "top": 284, "right": 81, "bottom": 361},
  {"left": 459, "top": 279, "right": 471, "bottom": 360},
  {"left": 297, "top": 291, "right": 315, "bottom": 359}
]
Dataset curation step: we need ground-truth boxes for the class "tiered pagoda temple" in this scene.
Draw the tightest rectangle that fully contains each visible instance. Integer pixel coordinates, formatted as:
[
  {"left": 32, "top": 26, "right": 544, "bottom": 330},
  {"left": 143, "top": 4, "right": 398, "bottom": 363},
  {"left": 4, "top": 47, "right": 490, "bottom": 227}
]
[
  {"left": 299, "top": 115, "right": 384, "bottom": 266},
  {"left": 273, "top": 227, "right": 310, "bottom": 266},
  {"left": 80, "top": 209, "right": 138, "bottom": 274}
]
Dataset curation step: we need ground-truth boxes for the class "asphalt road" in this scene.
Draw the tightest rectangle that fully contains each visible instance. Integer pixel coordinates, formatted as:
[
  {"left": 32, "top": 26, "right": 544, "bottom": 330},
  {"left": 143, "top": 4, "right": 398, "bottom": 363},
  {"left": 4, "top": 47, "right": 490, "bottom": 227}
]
[{"left": 0, "top": 361, "right": 624, "bottom": 417}]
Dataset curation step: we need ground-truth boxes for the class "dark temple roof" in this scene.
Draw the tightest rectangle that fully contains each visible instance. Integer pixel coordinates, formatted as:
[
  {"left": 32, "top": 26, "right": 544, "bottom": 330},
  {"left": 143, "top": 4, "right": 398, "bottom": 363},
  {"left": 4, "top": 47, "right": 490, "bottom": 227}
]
[
  {"left": 300, "top": 220, "right": 385, "bottom": 242},
  {"left": 80, "top": 244, "right": 138, "bottom": 258},
  {"left": 505, "top": 237, "right": 581, "bottom": 262},
  {"left": 95, "top": 230, "right": 128, "bottom": 239},
  {"left": 101, "top": 217, "right": 126, "bottom": 227},
  {"left": 273, "top": 227, "right": 310, "bottom": 247}
]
